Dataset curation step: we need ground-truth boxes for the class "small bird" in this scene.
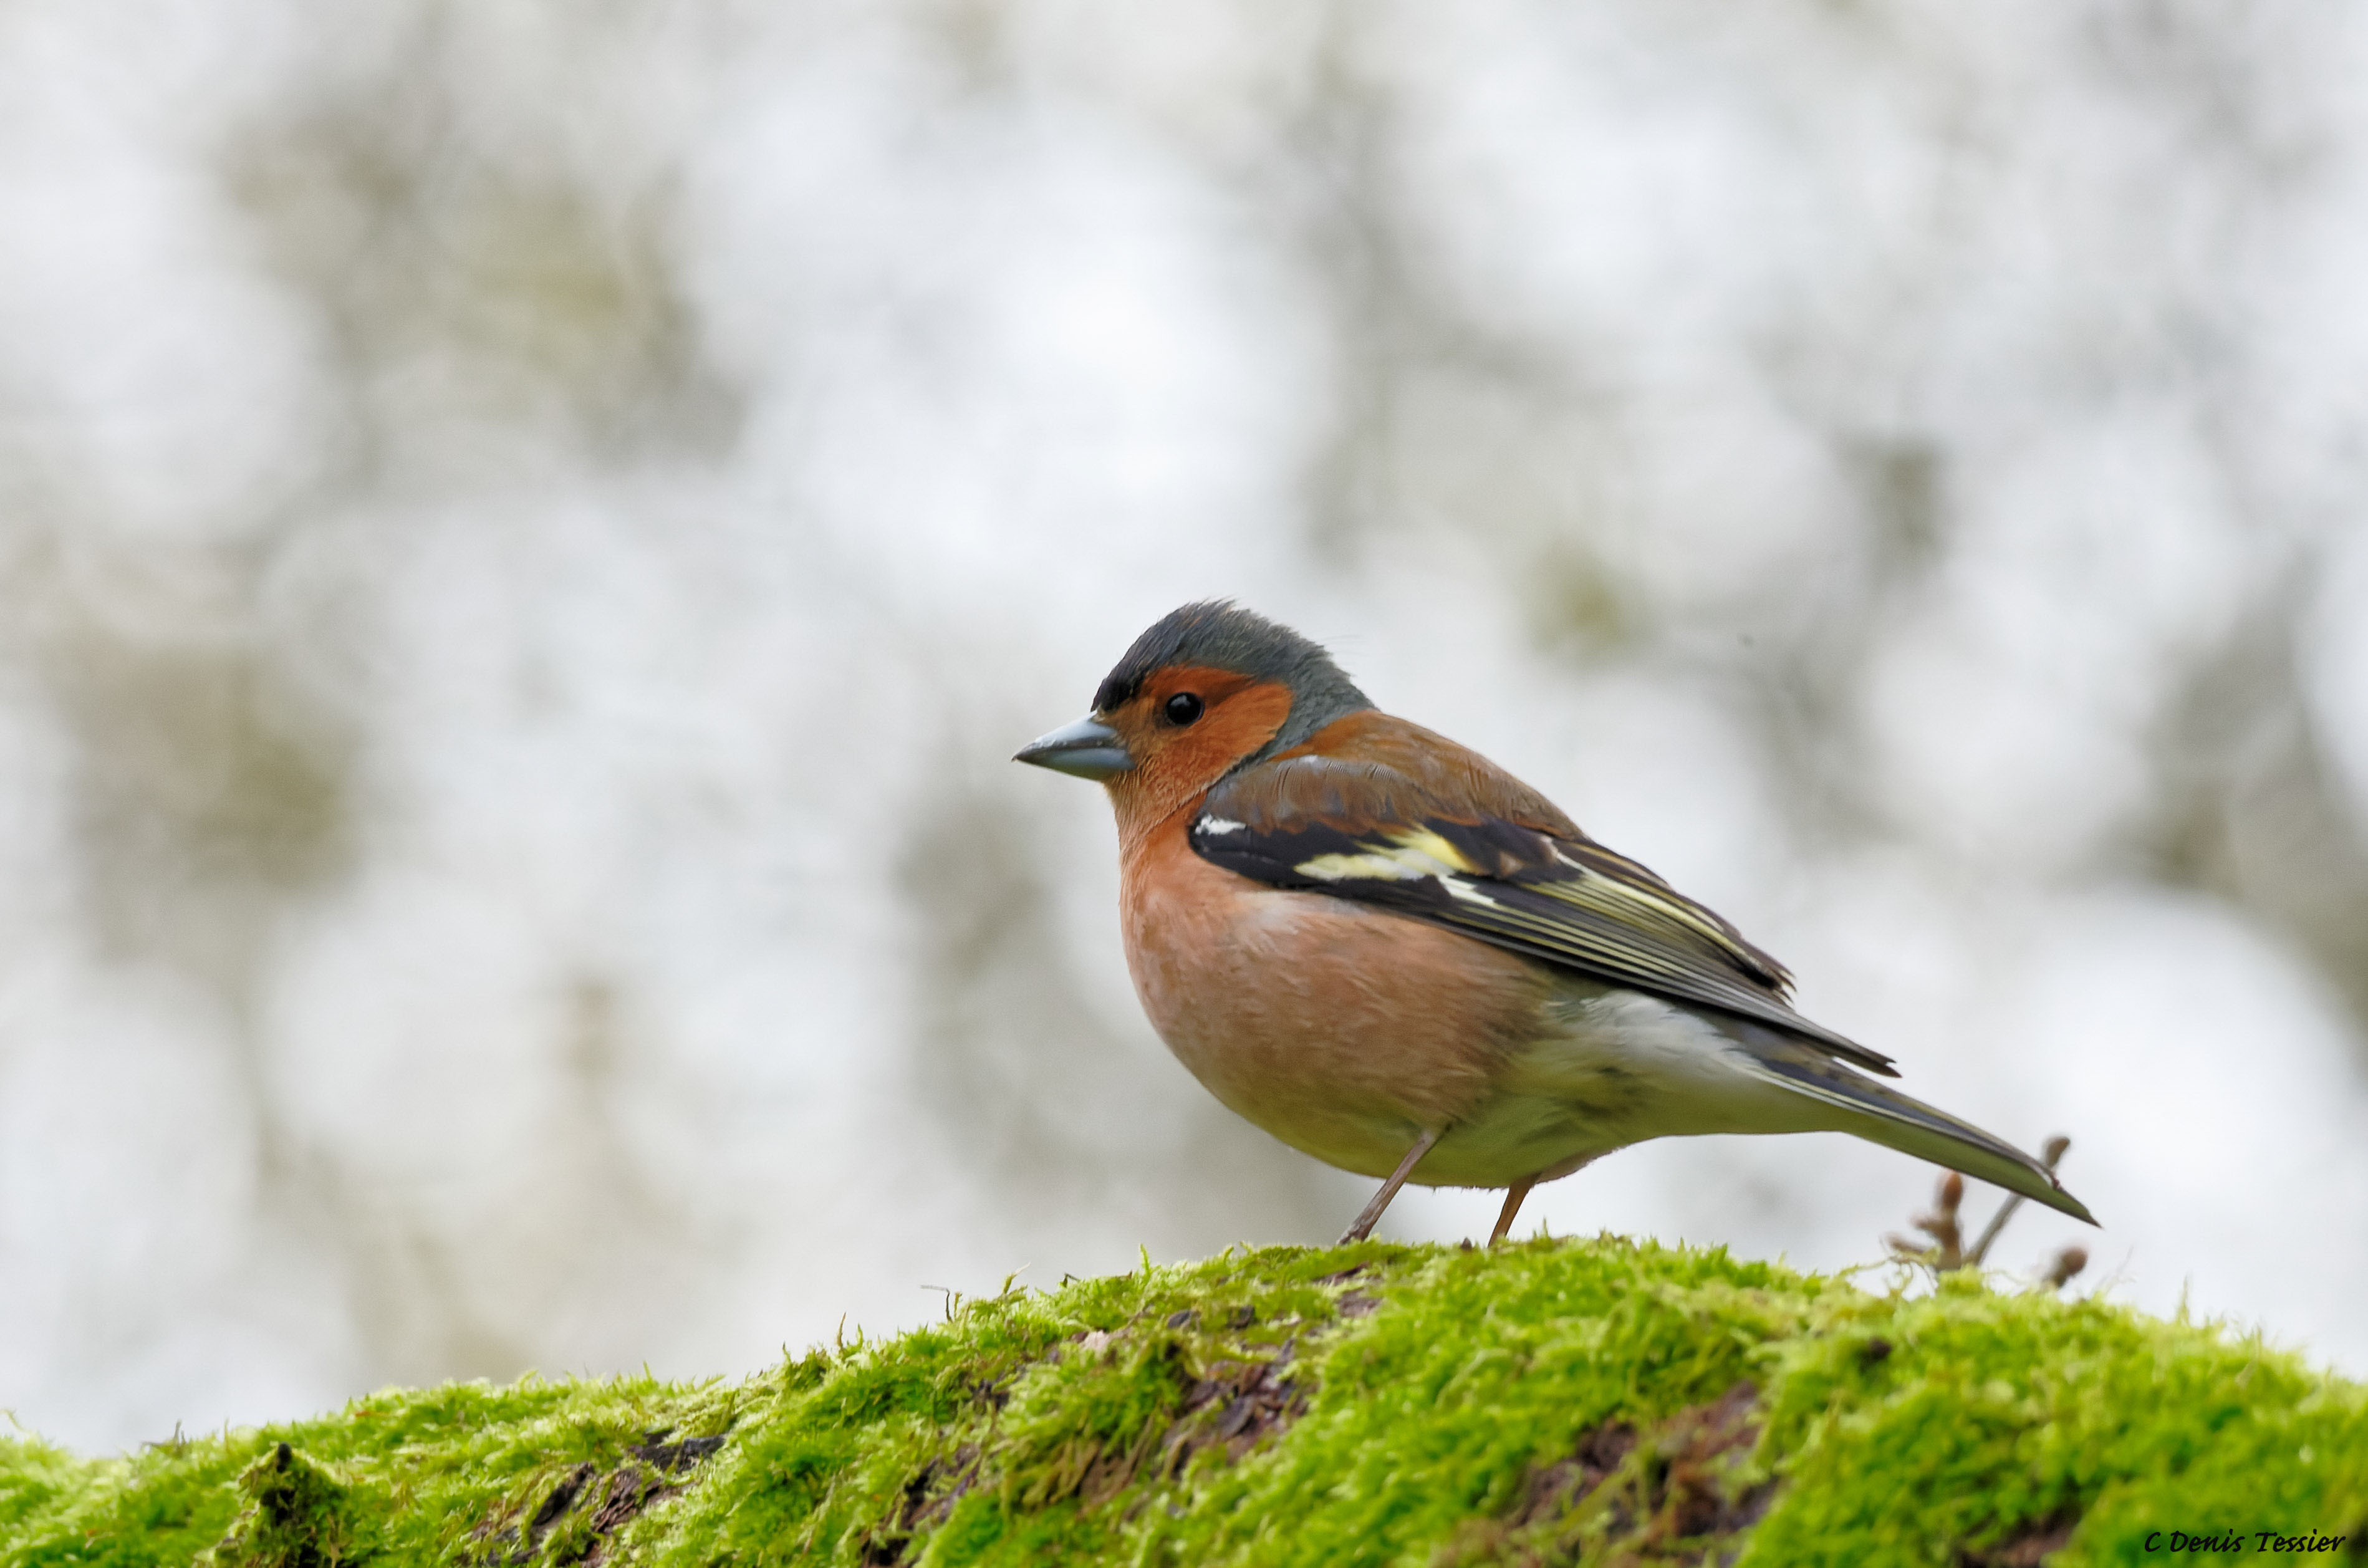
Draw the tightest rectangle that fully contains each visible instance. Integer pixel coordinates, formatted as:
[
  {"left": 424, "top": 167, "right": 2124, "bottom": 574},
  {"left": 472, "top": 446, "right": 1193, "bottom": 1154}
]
[{"left": 1016, "top": 602, "right": 2094, "bottom": 1246}]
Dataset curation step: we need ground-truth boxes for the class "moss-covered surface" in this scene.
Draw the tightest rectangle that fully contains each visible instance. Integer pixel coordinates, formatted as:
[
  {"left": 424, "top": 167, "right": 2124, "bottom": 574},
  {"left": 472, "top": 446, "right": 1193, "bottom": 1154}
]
[{"left": 6, "top": 1237, "right": 2364, "bottom": 1566}]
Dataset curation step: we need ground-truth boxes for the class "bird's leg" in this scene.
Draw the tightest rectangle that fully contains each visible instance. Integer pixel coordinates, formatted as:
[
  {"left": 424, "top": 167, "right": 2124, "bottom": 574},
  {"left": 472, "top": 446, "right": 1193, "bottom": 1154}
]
[
  {"left": 1488, "top": 1178, "right": 1536, "bottom": 1246},
  {"left": 1337, "top": 1127, "right": 1443, "bottom": 1245}
]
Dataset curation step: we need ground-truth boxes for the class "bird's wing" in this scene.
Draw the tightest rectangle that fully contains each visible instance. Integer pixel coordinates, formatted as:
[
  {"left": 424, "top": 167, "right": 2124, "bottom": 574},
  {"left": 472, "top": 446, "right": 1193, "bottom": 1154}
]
[{"left": 1193, "top": 712, "right": 1896, "bottom": 1075}]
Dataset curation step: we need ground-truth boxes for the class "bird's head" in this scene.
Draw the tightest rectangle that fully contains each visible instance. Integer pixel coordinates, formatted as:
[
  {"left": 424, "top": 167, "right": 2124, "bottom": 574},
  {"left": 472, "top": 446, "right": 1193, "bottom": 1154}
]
[{"left": 1014, "top": 601, "right": 1370, "bottom": 829}]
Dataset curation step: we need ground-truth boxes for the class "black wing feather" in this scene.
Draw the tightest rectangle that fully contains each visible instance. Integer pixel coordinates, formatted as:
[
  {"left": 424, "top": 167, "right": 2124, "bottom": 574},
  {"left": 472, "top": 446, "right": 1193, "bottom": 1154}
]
[{"left": 1191, "top": 792, "right": 1897, "bottom": 1076}]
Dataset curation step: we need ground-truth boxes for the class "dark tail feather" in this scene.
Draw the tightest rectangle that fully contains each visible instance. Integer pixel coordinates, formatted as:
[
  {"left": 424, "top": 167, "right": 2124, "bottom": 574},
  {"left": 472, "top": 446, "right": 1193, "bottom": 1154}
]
[{"left": 1736, "top": 1049, "right": 2097, "bottom": 1226}]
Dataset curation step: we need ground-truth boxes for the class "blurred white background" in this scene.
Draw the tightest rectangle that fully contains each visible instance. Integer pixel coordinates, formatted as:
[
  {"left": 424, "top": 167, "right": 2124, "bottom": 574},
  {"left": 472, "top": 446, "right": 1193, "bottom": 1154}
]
[{"left": 4, "top": 0, "right": 2367, "bottom": 1453}]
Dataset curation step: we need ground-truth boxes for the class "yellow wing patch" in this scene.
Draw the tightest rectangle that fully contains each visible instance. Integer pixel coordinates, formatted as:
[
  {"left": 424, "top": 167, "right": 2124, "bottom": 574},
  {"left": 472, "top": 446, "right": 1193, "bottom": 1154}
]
[{"left": 1293, "top": 825, "right": 1481, "bottom": 885}]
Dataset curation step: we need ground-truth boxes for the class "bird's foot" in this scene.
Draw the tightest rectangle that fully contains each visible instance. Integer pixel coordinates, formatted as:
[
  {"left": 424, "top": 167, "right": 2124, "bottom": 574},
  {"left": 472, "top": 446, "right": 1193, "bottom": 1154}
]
[
  {"left": 1486, "top": 1178, "right": 1537, "bottom": 1246},
  {"left": 1336, "top": 1127, "right": 1442, "bottom": 1247}
]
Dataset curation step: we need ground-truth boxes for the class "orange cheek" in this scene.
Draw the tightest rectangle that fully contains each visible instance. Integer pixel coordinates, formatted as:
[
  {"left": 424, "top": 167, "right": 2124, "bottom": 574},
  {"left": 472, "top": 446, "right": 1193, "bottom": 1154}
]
[
  {"left": 1157, "top": 681, "right": 1292, "bottom": 784},
  {"left": 1109, "top": 678, "right": 1294, "bottom": 837}
]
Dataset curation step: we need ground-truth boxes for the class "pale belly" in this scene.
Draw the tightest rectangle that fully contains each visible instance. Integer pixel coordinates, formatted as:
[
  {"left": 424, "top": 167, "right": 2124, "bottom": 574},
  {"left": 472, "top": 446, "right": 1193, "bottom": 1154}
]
[{"left": 1122, "top": 863, "right": 1816, "bottom": 1189}]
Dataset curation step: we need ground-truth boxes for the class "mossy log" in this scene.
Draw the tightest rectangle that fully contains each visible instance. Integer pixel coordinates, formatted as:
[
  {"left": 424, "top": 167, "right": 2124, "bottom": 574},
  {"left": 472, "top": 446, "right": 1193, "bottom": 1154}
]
[{"left": 5, "top": 1237, "right": 2364, "bottom": 1565}]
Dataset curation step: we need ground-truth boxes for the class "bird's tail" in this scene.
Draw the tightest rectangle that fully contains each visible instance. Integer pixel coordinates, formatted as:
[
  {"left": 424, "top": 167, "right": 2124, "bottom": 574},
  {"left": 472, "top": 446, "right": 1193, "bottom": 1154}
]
[{"left": 1731, "top": 1036, "right": 2097, "bottom": 1226}]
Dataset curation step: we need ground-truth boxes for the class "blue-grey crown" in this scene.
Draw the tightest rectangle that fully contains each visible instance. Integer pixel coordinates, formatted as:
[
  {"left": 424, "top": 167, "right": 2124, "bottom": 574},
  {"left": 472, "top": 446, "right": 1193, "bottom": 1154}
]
[{"left": 1091, "top": 601, "right": 1372, "bottom": 758}]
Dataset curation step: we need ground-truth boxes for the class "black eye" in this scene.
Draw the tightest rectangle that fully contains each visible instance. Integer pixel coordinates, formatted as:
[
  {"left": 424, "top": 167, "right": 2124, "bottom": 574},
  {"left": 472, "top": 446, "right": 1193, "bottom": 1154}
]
[{"left": 1164, "top": 692, "right": 1204, "bottom": 726}]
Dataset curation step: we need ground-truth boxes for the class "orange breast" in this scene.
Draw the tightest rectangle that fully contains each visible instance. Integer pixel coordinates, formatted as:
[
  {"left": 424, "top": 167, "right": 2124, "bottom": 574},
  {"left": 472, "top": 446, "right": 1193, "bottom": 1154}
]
[{"left": 1117, "top": 808, "right": 1551, "bottom": 1180}]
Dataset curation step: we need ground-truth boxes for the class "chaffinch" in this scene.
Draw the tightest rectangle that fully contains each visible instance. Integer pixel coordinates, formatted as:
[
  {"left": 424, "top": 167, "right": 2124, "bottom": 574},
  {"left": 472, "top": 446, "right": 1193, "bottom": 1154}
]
[{"left": 1016, "top": 602, "right": 2095, "bottom": 1246}]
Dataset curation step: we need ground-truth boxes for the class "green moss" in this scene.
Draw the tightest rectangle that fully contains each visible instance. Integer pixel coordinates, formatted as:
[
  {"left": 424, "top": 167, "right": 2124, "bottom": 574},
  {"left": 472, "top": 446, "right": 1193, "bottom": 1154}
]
[
  {"left": 6, "top": 1239, "right": 2364, "bottom": 1566},
  {"left": 209, "top": 1441, "right": 362, "bottom": 1567}
]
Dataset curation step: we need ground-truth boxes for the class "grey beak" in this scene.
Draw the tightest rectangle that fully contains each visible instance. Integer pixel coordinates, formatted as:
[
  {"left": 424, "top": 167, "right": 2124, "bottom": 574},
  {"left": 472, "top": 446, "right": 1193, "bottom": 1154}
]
[{"left": 1014, "top": 714, "right": 1134, "bottom": 781}]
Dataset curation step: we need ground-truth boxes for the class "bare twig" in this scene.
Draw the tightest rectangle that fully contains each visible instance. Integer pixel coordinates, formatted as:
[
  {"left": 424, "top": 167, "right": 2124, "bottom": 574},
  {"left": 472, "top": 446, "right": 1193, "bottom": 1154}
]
[
  {"left": 1885, "top": 1170, "right": 1966, "bottom": 1271},
  {"left": 2042, "top": 1246, "right": 2088, "bottom": 1291},
  {"left": 1966, "top": 1135, "right": 2071, "bottom": 1267},
  {"left": 1889, "top": 1136, "right": 2082, "bottom": 1286}
]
